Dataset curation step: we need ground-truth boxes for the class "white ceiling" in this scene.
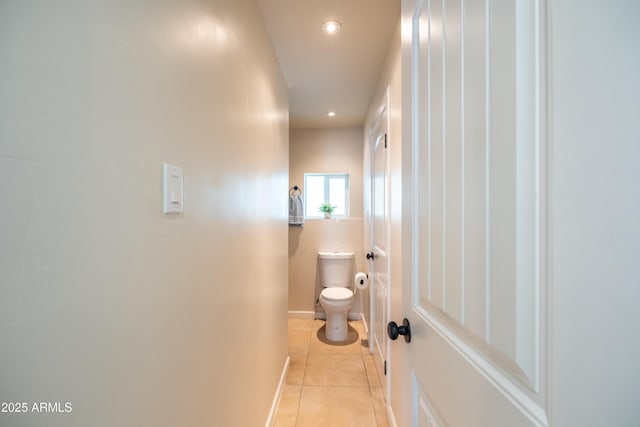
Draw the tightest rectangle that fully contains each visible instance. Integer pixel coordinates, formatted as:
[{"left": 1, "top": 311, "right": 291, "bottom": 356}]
[{"left": 256, "top": 0, "right": 400, "bottom": 129}]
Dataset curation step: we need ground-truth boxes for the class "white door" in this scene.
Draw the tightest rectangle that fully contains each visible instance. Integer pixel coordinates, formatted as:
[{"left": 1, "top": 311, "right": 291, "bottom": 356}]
[
  {"left": 399, "top": 0, "right": 549, "bottom": 425},
  {"left": 369, "top": 99, "right": 390, "bottom": 398}
]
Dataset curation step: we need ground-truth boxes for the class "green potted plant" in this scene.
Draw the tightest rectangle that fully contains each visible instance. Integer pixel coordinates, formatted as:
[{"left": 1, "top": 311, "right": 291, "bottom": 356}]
[{"left": 319, "top": 202, "right": 337, "bottom": 219}]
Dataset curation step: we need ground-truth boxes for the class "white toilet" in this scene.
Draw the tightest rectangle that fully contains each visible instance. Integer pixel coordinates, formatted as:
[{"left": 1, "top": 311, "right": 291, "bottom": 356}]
[{"left": 318, "top": 251, "right": 355, "bottom": 342}]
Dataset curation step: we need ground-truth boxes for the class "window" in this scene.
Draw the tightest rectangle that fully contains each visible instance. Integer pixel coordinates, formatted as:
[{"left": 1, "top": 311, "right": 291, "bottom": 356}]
[{"left": 303, "top": 173, "right": 350, "bottom": 218}]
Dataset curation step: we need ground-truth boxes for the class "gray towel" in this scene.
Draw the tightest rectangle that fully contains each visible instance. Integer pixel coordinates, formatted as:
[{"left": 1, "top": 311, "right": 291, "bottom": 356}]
[{"left": 289, "top": 194, "right": 304, "bottom": 226}]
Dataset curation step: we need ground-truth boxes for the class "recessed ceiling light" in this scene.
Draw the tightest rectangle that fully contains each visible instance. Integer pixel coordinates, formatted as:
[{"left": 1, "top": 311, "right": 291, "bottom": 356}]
[
  {"left": 322, "top": 20, "right": 342, "bottom": 35},
  {"left": 327, "top": 111, "right": 336, "bottom": 117}
]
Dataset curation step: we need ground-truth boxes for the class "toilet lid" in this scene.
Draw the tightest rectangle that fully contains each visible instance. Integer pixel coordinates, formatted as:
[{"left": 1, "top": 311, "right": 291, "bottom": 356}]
[{"left": 321, "top": 288, "right": 353, "bottom": 301}]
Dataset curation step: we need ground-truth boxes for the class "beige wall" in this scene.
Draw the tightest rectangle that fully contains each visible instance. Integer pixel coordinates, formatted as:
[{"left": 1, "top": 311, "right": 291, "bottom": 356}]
[
  {"left": 0, "top": 1, "right": 288, "bottom": 426},
  {"left": 289, "top": 128, "right": 365, "bottom": 316},
  {"left": 363, "top": 19, "right": 403, "bottom": 425}
]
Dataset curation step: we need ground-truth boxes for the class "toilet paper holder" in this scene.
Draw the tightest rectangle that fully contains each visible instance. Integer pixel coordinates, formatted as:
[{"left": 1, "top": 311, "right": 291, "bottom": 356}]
[{"left": 354, "top": 272, "right": 369, "bottom": 290}]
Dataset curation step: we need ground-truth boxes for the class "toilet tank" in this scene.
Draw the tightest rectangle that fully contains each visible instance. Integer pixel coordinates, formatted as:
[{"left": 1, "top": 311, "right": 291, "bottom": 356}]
[{"left": 318, "top": 252, "right": 354, "bottom": 287}]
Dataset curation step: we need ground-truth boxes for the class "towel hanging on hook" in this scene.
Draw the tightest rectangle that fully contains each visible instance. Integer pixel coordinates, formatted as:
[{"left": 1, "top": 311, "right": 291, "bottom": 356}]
[{"left": 289, "top": 185, "right": 304, "bottom": 226}]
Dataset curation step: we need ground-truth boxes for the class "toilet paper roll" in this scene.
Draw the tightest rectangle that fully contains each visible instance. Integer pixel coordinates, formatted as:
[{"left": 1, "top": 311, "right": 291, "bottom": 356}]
[{"left": 354, "top": 272, "right": 368, "bottom": 290}]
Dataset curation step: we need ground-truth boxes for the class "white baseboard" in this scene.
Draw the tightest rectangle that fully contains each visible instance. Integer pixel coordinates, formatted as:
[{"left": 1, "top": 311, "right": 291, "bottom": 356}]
[
  {"left": 264, "top": 355, "right": 290, "bottom": 427},
  {"left": 349, "top": 312, "right": 363, "bottom": 321},
  {"left": 387, "top": 404, "right": 398, "bottom": 427},
  {"left": 288, "top": 311, "right": 364, "bottom": 321},
  {"left": 360, "top": 312, "right": 369, "bottom": 334}
]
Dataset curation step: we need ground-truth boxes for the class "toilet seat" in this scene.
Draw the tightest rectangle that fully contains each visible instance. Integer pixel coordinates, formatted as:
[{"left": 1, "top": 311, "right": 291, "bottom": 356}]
[{"left": 320, "top": 287, "right": 353, "bottom": 301}]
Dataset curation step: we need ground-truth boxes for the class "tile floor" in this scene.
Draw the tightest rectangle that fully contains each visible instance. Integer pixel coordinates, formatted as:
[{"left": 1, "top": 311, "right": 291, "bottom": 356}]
[{"left": 274, "top": 318, "right": 389, "bottom": 427}]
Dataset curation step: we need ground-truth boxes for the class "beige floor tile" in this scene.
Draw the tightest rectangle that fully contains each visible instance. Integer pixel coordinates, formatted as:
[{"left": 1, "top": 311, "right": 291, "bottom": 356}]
[
  {"left": 363, "top": 354, "right": 381, "bottom": 387},
  {"left": 304, "top": 354, "right": 369, "bottom": 387},
  {"left": 273, "top": 385, "right": 302, "bottom": 427},
  {"left": 309, "top": 323, "right": 365, "bottom": 355},
  {"left": 296, "top": 385, "right": 377, "bottom": 427},
  {"left": 288, "top": 318, "right": 315, "bottom": 332},
  {"left": 370, "top": 387, "right": 390, "bottom": 427},
  {"left": 312, "top": 319, "right": 325, "bottom": 330},
  {"left": 361, "top": 342, "right": 372, "bottom": 355},
  {"left": 286, "top": 353, "right": 307, "bottom": 385},
  {"left": 288, "top": 330, "right": 311, "bottom": 354},
  {"left": 350, "top": 320, "right": 367, "bottom": 336}
]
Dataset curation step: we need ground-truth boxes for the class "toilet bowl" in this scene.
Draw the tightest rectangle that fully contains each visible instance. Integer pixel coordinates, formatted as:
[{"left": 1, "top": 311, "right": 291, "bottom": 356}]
[
  {"left": 317, "top": 251, "right": 355, "bottom": 342},
  {"left": 319, "top": 287, "right": 355, "bottom": 342}
]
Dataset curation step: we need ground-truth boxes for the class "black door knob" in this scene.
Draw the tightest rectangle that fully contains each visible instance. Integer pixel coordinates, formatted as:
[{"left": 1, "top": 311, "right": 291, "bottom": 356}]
[
  {"left": 387, "top": 318, "right": 411, "bottom": 343},
  {"left": 366, "top": 252, "right": 375, "bottom": 260}
]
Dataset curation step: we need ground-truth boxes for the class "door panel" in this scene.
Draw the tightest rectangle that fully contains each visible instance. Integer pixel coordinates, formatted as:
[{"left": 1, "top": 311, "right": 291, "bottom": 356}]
[
  {"left": 415, "top": 377, "right": 445, "bottom": 427},
  {"left": 402, "top": 0, "right": 548, "bottom": 425}
]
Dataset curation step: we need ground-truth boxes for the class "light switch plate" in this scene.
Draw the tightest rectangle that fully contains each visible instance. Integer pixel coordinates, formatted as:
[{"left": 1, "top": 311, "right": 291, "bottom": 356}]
[{"left": 163, "top": 163, "right": 183, "bottom": 213}]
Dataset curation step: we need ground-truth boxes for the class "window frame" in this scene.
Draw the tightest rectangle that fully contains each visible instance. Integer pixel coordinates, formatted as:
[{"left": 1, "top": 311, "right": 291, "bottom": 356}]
[{"left": 303, "top": 173, "right": 350, "bottom": 219}]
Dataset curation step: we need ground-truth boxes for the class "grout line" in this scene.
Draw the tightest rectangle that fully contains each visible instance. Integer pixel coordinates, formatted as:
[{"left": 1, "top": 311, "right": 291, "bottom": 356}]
[{"left": 293, "top": 383, "right": 302, "bottom": 426}]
